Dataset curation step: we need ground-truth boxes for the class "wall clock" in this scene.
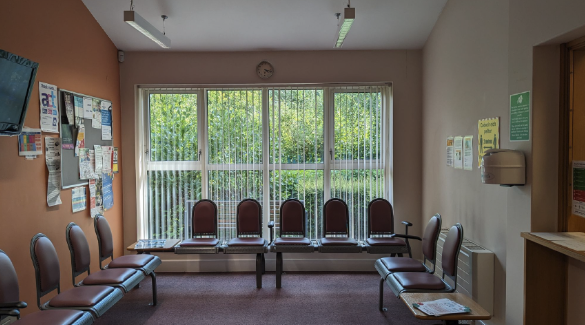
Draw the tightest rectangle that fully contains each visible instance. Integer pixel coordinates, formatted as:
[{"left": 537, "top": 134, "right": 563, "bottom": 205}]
[{"left": 256, "top": 61, "right": 274, "bottom": 79}]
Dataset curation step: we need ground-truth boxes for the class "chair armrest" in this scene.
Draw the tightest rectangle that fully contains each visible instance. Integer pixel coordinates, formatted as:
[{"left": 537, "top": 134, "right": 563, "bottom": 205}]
[
  {"left": 268, "top": 221, "right": 275, "bottom": 243},
  {"left": 0, "top": 309, "right": 20, "bottom": 318},
  {"left": 401, "top": 221, "right": 413, "bottom": 227},
  {"left": 393, "top": 234, "right": 422, "bottom": 241},
  {"left": 0, "top": 301, "right": 27, "bottom": 309}
]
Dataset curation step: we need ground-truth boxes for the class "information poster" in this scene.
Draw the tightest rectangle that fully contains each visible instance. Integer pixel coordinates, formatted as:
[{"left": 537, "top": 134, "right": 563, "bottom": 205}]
[
  {"left": 89, "top": 179, "right": 98, "bottom": 218},
  {"left": 75, "top": 126, "right": 85, "bottom": 157},
  {"left": 510, "top": 91, "right": 530, "bottom": 141},
  {"left": 113, "top": 147, "right": 119, "bottom": 173},
  {"left": 446, "top": 137, "right": 454, "bottom": 167},
  {"left": 454, "top": 136, "right": 463, "bottom": 169},
  {"left": 92, "top": 98, "right": 101, "bottom": 129},
  {"left": 102, "top": 173, "right": 114, "bottom": 211},
  {"left": 83, "top": 97, "right": 93, "bottom": 119},
  {"left": 39, "top": 82, "right": 59, "bottom": 133},
  {"left": 574, "top": 161, "right": 585, "bottom": 218},
  {"left": 18, "top": 128, "right": 43, "bottom": 157},
  {"left": 45, "top": 137, "right": 62, "bottom": 207},
  {"left": 463, "top": 136, "right": 473, "bottom": 170},
  {"left": 101, "top": 101, "right": 112, "bottom": 140},
  {"left": 74, "top": 96, "right": 84, "bottom": 127},
  {"left": 79, "top": 148, "right": 92, "bottom": 180},
  {"left": 72, "top": 186, "right": 86, "bottom": 213},
  {"left": 478, "top": 117, "right": 500, "bottom": 167},
  {"left": 63, "top": 92, "right": 74, "bottom": 125}
]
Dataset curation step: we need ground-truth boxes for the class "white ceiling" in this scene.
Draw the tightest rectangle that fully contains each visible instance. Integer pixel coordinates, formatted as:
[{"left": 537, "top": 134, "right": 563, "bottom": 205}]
[{"left": 82, "top": 0, "right": 447, "bottom": 52}]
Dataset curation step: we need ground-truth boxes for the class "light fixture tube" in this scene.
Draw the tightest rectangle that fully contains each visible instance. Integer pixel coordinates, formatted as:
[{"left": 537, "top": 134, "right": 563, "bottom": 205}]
[
  {"left": 335, "top": 7, "right": 355, "bottom": 48},
  {"left": 124, "top": 11, "right": 171, "bottom": 49}
]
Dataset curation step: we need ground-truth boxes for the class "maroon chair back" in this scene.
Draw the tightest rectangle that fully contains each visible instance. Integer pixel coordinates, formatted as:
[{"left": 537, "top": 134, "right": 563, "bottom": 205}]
[
  {"left": 279, "top": 199, "right": 306, "bottom": 237},
  {"left": 367, "top": 198, "right": 394, "bottom": 236},
  {"left": 323, "top": 198, "right": 349, "bottom": 237},
  {"left": 94, "top": 215, "right": 114, "bottom": 268},
  {"left": 236, "top": 199, "right": 262, "bottom": 237},
  {"left": 30, "top": 234, "right": 61, "bottom": 308},
  {"left": 192, "top": 199, "right": 218, "bottom": 237},
  {"left": 421, "top": 214, "right": 442, "bottom": 263},
  {"left": 65, "top": 223, "right": 92, "bottom": 284},
  {"left": 0, "top": 250, "right": 19, "bottom": 305},
  {"left": 441, "top": 223, "right": 464, "bottom": 283}
]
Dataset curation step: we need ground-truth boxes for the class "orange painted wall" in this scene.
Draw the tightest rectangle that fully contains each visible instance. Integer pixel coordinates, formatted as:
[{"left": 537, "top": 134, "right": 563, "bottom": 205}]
[{"left": 0, "top": 0, "right": 122, "bottom": 316}]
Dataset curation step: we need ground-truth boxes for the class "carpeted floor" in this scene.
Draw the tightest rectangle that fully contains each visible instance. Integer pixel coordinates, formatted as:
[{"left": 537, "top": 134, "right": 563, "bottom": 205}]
[{"left": 94, "top": 272, "right": 432, "bottom": 325}]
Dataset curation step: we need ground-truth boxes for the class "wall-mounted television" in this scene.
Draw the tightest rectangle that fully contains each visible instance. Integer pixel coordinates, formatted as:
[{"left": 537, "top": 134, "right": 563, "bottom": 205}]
[{"left": 0, "top": 49, "right": 39, "bottom": 136}]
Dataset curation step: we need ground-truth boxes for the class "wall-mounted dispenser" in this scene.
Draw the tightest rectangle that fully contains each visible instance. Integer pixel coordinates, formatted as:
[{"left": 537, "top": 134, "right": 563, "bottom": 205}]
[{"left": 481, "top": 149, "right": 525, "bottom": 186}]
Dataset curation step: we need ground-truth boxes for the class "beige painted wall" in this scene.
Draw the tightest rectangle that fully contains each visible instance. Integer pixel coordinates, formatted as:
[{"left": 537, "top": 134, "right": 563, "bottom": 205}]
[
  {"left": 424, "top": 0, "right": 585, "bottom": 324},
  {"left": 119, "top": 50, "right": 424, "bottom": 266},
  {"left": 0, "top": 0, "right": 122, "bottom": 316}
]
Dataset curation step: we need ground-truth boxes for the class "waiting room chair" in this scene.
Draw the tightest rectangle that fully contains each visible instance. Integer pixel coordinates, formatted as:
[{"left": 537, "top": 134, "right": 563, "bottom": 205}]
[
  {"left": 271, "top": 199, "right": 314, "bottom": 288},
  {"left": 375, "top": 213, "right": 442, "bottom": 311},
  {"left": 66, "top": 223, "right": 145, "bottom": 296},
  {"left": 30, "top": 234, "right": 123, "bottom": 318},
  {"left": 365, "top": 198, "right": 416, "bottom": 257},
  {"left": 380, "top": 223, "right": 464, "bottom": 311},
  {"left": 224, "top": 199, "right": 268, "bottom": 288},
  {"left": 318, "top": 198, "right": 361, "bottom": 253},
  {"left": 94, "top": 215, "right": 161, "bottom": 305},
  {"left": 175, "top": 199, "right": 221, "bottom": 254},
  {"left": 0, "top": 249, "right": 94, "bottom": 325}
]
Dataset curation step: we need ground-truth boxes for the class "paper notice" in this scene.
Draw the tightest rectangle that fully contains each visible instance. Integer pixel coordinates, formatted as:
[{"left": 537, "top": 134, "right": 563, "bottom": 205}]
[
  {"left": 74, "top": 96, "right": 84, "bottom": 127},
  {"left": 446, "top": 137, "right": 454, "bottom": 167},
  {"left": 94, "top": 145, "right": 103, "bottom": 174},
  {"left": 463, "top": 136, "right": 473, "bottom": 171},
  {"left": 45, "top": 137, "right": 62, "bottom": 206},
  {"left": 95, "top": 177, "right": 103, "bottom": 215},
  {"left": 89, "top": 150, "right": 97, "bottom": 179},
  {"left": 83, "top": 97, "right": 93, "bottom": 119},
  {"left": 39, "top": 82, "right": 59, "bottom": 133},
  {"left": 102, "top": 173, "right": 114, "bottom": 210},
  {"left": 102, "top": 146, "right": 113, "bottom": 173},
  {"left": 75, "top": 126, "right": 85, "bottom": 156},
  {"left": 89, "top": 179, "right": 98, "bottom": 218},
  {"left": 18, "top": 128, "right": 43, "bottom": 156},
  {"left": 92, "top": 98, "right": 102, "bottom": 129},
  {"left": 454, "top": 136, "right": 463, "bottom": 169},
  {"left": 101, "top": 101, "right": 112, "bottom": 140},
  {"left": 113, "top": 147, "right": 119, "bottom": 173},
  {"left": 63, "top": 92, "right": 74, "bottom": 125},
  {"left": 72, "top": 186, "right": 87, "bottom": 213},
  {"left": 79, "top": 148, "right": 92, "bottom": 179}
]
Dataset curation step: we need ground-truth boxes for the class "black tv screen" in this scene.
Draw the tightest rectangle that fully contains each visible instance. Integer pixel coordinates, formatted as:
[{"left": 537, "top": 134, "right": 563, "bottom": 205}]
[{"left": 0, "top": 49, "right": 39, "bottom": 135}]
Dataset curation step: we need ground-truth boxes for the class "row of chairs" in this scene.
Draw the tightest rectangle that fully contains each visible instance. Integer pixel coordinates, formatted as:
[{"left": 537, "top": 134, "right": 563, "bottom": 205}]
[
  {"left": 0, "top": 216, "right": 162, "bottom": 325},
  {"left": 174, "top": 197, "right": 422, "bottom": 288},
  {"left": 375, "top": 214, "right": 464, "bottom": 312}
]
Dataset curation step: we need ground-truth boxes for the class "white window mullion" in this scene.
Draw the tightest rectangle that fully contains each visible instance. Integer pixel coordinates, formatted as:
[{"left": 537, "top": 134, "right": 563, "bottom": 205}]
[{"left": 262, "top": 88, "right": 270, "bottom": 239}]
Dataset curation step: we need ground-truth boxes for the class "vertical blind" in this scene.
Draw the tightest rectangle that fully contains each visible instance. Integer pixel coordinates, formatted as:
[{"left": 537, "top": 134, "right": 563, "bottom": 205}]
[{"left": 142, "top": 85, "right": 388, "bottom": 241}]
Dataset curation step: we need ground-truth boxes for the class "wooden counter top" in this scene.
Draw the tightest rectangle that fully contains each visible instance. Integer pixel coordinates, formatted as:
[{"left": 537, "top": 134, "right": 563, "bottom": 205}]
[{"left": 521, "top": 232, "right": 585, "bottom": 263}]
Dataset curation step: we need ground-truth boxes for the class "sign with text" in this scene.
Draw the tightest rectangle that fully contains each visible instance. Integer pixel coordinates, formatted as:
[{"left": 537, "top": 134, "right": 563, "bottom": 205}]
[
  {"left": 510, "top": 91, "right": 530, "bottom": 141},
  {"left": 478, "top": 117, "right": 500, "bottom": 167}
]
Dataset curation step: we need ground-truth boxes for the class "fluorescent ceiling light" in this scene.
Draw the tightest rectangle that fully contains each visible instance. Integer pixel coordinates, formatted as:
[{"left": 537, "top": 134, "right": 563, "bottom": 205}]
[
  {"left": 124, "top": 11, "right": 171, "bottom": 49},
  {"left": 335, "top": 7, "right": 355, "bottom": 48}
]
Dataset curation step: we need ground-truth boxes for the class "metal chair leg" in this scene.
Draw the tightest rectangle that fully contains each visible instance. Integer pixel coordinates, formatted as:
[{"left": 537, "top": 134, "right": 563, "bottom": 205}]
[
  {"left": 276, "top": 252, "right": 283, "bottom": 288},
  {"left": 262, "top": 253, "right": 266, "bottom": 274},
  {"left": 256, "top": 253, "right": 262, "bottom": 288},
  {"left": 379, "top": 277, "right": 387, "bottom": 312},
  {"left": 150, "top": 271, "right": 157, "bottom": 306}
]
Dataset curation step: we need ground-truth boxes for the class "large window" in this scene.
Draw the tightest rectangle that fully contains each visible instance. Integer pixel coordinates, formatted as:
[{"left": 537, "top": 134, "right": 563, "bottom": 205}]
[{"left": 138, "top": 85, "right": 391, "bottom": 242}]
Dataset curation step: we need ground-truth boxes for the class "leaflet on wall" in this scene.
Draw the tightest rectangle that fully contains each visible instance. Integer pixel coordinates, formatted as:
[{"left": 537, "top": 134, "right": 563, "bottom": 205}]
[
  {"left": 94, "top": 145, "right": 103, "bottom": 174},
  {"left": 92, "top": 98, "right": 102, "bottom": 129},
  {"left": 72, "top": 186, "right": 87, "bottom": 213},
  {"left": 83, "top": 97, "right": 93, "bottom": 119},
  {"left": 39, "top": 82, "right": 59, "bottom": 133},
  {"left": 45, "top": 136, "right": 62, "bottom": 207},
  {"left": 463, "top": 136, "right": 473, "bottom": 171},
  {"left": 446, "top": 137, "right": 454, "bottom": 167},
  {"left": 95, "top": 177, "right": 103, "bottom": 215},
  {"left": 101, "top": 101, "right": 112, "bottom": 140},
  {"left": 113, "top": 147, "right": 119, "bottom": 173},
  {"left": 61, "top": 124, "right": 75, "bottom": 149},
  {"left": 478, "top": 117, "right": 500, "bottom": 167},
  {"left": 89, "top": 179, "right": 98, "bottom": 218},
  {"left": 18, "top": 128, "right": 43, "bottom": 157},
  {"left": 102, "top": 173, "right": 114, "bottom": 211},
  {"left": 75, "top": 126, "right": 85, "bottom": 156},
  {"left": 74, "top": 96, "right": 84, "bottom": 127},
  {"left": 573, "top": 161, "right": 585, "bottom": 218},
  {"left": 102, "top": 146, "right": 113, "bottom": 173},
  {"left": 79, "top": 148, "right": 92, "bottom": 179},
  {"left": 453, "top": 136, "right": 463, "bottom": 169},
  {"left": 63, "top": 92, "right": 74, "bottom": 125}
]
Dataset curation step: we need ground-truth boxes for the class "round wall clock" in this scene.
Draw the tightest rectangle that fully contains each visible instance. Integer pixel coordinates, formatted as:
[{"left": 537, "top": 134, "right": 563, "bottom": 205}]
[{"left": 256, "top": 61, "right": 274, "bottom": 79}]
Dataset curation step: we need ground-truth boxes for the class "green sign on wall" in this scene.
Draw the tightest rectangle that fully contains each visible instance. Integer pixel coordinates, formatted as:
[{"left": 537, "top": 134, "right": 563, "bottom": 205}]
[{"left": 510, "top": 91, "right": 530, "bottom": 141}]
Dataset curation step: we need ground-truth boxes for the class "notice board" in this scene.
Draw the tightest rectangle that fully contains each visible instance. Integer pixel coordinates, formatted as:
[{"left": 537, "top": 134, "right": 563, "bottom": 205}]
[{"left": 59, "top": 89, "right": 112, "bottom": 189}]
